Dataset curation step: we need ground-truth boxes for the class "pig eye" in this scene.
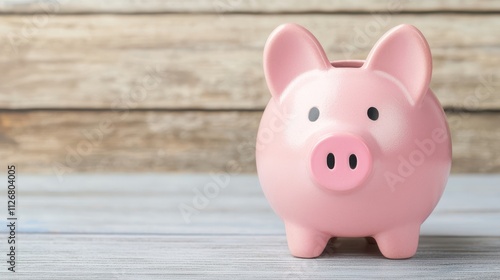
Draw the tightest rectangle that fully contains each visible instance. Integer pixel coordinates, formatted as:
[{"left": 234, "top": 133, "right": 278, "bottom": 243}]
[
  {"left": 308, "top": 107, "right": 320, "bottom": 122},
  {"left": 367, "top": 107, "right": 379, "bottom": 121}
]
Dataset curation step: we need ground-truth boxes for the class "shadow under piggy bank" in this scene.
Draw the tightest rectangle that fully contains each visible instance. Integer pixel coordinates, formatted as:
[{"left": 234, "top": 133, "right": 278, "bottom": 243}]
[{"left": 318, "top": 236, "right": 500, "bottom": 260}]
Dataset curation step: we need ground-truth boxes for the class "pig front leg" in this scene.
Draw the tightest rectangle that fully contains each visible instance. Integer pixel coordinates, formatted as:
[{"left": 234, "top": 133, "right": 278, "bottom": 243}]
[
  {"left": 284, "top": 222, "right": 330, "bottom": 258},
  {"left": 374, "top": 224, "right": 420, "bottom": 259}
]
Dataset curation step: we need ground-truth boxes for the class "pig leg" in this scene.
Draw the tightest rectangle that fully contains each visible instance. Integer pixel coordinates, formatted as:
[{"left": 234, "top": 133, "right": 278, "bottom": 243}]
[
  {"left": 284, "top": 222, "right": 329, "bottom": 258},
  {"left": 374, "top": 224, "right": 420, "bottom": 259}
]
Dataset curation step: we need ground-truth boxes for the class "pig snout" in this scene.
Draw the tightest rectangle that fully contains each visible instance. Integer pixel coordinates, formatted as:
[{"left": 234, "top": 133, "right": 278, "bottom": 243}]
[{"left": 310, "top": 133, "right": 372, "bottom": 191}]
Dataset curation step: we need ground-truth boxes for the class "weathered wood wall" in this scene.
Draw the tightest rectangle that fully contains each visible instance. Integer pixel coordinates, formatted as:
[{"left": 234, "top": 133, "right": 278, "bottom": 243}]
[{"left": 0, "top": 0, "right": 498, "bottom": 174}]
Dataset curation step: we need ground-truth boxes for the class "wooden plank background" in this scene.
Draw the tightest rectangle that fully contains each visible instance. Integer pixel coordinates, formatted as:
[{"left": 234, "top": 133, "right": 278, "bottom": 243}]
[
  {"left": 2, "top": 0, "right": 500, "bottom": 13},
  {"left": 0, "top": 0, "right": 498, "bottom": 173}
]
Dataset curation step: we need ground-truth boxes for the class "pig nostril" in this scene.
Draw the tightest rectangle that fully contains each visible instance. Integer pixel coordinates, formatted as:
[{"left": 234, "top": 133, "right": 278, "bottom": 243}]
[
  {"left": 349, "top": 154, "right": 357, "bottom": 169},
  {"left": 327, "top": 153, "right": 335, "bottom": 169}
]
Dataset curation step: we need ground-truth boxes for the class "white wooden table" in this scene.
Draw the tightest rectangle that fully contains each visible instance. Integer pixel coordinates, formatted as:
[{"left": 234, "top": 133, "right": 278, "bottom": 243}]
[{"left": 1, "top": 174, "right": 500, "bottom": 279}]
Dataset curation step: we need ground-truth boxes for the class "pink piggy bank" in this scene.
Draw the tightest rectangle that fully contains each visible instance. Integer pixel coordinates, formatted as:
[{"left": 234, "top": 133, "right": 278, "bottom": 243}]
[{"left": 256, "top": 24, "right": 452, "bottom": 259}]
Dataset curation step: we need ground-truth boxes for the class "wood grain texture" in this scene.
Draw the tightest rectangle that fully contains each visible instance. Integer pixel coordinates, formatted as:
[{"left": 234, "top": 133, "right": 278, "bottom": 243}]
[
  {"left": 1, "top": 234, "right": 498, "bottom": 279},
  {"left": 0, "top": 111, "right": 498, "bottom": 174},
  {"left": 0, "top": 174, "right": 499, "bottom": 279},
  {"left": 1, "top": 0, "right": 500, "bottom": 14},
  {"left": 0, "top": 14, "right": 499, "bottom": 110},
  {"left": 0, "top": 111, "right": 260, "bottom": 174}
]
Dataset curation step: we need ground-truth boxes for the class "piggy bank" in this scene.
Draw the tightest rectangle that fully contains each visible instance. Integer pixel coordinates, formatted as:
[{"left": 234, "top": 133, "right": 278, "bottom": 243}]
[{"left": 256, "top": 24, "right": 452, "bottom": 259}]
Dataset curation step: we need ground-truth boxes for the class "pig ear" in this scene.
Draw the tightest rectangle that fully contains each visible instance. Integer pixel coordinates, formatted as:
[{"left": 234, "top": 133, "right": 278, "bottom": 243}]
[
  {"left": 364, "top": 24, "right": 432, "bottom": 106},
  {"left": 264, "top": 23, "right": 331, "bottom": 101}
]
